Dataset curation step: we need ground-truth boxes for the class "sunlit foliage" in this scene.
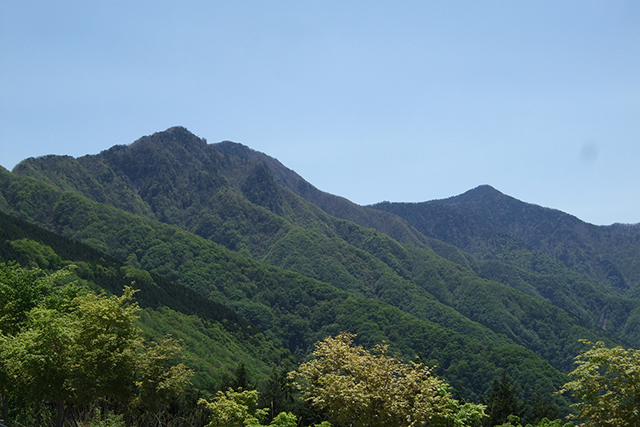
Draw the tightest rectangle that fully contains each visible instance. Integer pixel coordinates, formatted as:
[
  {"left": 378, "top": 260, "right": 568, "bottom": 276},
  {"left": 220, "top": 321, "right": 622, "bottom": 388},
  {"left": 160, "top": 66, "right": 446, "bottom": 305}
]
[{"left": 290, "top": 333, "right": 486, "bottom": 427}]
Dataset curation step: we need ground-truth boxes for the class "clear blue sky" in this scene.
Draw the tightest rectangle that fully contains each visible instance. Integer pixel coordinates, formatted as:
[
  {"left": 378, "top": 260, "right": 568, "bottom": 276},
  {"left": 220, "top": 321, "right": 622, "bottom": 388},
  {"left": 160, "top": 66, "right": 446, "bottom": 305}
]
[{"left": 1, "top": 1, "right": 639, "bottom": 225}]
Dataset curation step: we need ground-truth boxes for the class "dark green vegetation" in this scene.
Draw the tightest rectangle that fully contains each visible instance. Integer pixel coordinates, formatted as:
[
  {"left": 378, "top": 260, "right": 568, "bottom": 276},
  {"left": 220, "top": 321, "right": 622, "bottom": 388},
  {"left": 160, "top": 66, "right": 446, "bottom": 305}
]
[
  {"left": 1, "top": 126, "right": 639, "bottom": 425},
  {"left": 370, "top": 186, "right": 640, "bottom": 345}
]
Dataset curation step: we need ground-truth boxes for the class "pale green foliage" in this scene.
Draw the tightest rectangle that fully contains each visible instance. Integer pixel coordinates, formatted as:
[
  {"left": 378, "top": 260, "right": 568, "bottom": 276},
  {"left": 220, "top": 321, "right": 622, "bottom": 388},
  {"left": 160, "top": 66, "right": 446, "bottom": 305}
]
[
  {"left": 9, "top": 238, "right": 62, "bottom": 270},
  {"left": 2, "top": 304, "right": 75, "bottom": 402},
  {"left": 245, "top": 411, "right": 298, "bottom": 427},
  {"left": 199, "top": 389, "right": 322, "bottom": 427},
  {"left": 289, "top": 333, "right": 486, "bottom": 427},
  {"left": 70, "top": 286, "right": 144, "bottom": 404},
  {"left": 267, "top": 411, "right": 297, "bottom": 427},
  {"left": 559, "top": 340, "right": 640, "bottom": 427},
  {"left": 199, "top": 388, "right": 268, "bottom": 427},
  {"left": 494, "top": 415, "right": 573, "bottom": 427},
  {"left": 0, "top": 262, "right": 71, "bottom": 335},
  {"left": 2, "top": 286, "right": 142, "bottom": 405},
  {"left": 134, "top": 336, "right": 193, "bottom": 412},
  {"left": 0, "top": 264, "right": 192, "bottom": 425},
  {"left": 444, "top": 402, "right": 492, "bottom": 427},
  {"left": 88, "top": 408, "right": 126, "bottom": 427}
]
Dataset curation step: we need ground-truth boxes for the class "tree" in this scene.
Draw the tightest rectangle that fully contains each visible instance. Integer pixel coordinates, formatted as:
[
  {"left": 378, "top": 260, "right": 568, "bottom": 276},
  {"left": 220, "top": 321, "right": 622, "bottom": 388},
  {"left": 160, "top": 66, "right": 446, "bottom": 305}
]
[
  {"left": 1, "top": 305, "right": 75, "bottom": 427},
  {"left": 1, "top": 286, "right": 143, "bottom": 426},
  {"left": 493, "top": 415, "right": 573, "bottom": 427},
  {"left": 134, "top": 336, "right": 193, "bottom": 425},
  {"left": 68, "top": 286, "right": 144, "bottom": 405},
  {"left": 234, "top": 362, "right": 251, "bottom": 390},
  {"left": 199, "top": 389, "right": 329, "bottom": 427},
  {"left": 0, "top": 263, "right": 76, "bottom": 424},
  {"left": 483, "top": 372, "right": 524, "bottom": 427},
  {"left": 289, "top": 333, "right": 486, "bottom": 427},
  {"left": 0, "top": 262, "right": 68, "bottom": 335},
  {"left": 258, "top": 368, "right": 296, "bottom": 423},
  {"left": 0, "top": 264, "right": 192, "bottom": 427},
  {"left": 198, "top": 388, "right": 268, "bottom": 427},
  {"left": 559, "top": 340, "right": 640, "bottom": 427},
  {"left": 246, "top": 411, "right": 298, "bottom": 427}
]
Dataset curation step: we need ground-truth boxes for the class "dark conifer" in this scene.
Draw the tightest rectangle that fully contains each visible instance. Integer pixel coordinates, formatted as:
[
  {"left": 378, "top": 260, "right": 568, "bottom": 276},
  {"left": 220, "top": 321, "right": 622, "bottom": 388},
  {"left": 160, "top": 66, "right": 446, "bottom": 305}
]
[{"left": 483, "top": 372, "right": 524, "bottom": 427}]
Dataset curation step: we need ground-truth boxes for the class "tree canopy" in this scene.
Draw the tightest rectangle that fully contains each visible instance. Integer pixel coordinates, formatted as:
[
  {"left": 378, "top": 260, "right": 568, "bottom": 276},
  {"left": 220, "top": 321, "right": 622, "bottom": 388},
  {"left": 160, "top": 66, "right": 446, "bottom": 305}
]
[
  {"left": 289, "top": 332, "right": 487, "bottom": 427},
  {"left": 0, "top": 263, "right": 192, "bottom": 427},
  {"left": 559, "top": 340, "right": 640, "bottom": 427}
]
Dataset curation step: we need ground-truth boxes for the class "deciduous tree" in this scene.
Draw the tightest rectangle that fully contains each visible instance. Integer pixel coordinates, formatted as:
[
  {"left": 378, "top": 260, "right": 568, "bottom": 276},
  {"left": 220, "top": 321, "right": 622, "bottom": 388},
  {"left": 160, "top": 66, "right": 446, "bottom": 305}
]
[
  {"left": 289, "top": 333, "right": 486, "bottom": 427},
  {"left": 198, "top": 388, "right": 267, "bottom": 427},
  {"left": 0, "top": 264, "right": 192, "bottom": 427},
  {"left": 559, "top": 340, "right": 640, "bottom": 427}
]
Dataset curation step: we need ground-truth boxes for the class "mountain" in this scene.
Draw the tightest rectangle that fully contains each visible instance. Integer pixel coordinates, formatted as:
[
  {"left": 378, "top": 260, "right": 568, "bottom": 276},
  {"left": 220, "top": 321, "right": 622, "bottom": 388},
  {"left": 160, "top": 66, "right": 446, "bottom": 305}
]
[
  {"left": 0, "top": 167, "right": 571, "bottom": 404},
  {"left": 0, "top": 210, "right": 284, "bottom": 390},
  {"left": 3, "top": 126, "right": 638, "bottom": 409},
  {"left": 372, "top": 185, "right": 640, "bottom": 293},
  {"left": 370, "top": 186, "right": 640, "bottom": 344}
]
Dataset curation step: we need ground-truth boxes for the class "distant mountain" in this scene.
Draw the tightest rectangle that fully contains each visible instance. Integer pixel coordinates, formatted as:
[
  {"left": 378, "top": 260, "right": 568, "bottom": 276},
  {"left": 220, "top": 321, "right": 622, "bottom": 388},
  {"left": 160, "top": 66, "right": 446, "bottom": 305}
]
[
  {"left": 3, "top": 126, "right": 639, "bottom": 410},
  {"left": 372, "top": 185, "right": 640, "bottom": 294},
  {"left": 370, "top": 186, "right": 640, "bottom": 345}
]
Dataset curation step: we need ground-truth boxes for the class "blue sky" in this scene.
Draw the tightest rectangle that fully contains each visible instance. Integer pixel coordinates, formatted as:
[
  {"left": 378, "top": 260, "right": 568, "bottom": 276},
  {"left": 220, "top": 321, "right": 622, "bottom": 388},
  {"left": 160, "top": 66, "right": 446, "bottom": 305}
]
[{"left": 1, "top": 1, "right": 639, "bottom": 225}]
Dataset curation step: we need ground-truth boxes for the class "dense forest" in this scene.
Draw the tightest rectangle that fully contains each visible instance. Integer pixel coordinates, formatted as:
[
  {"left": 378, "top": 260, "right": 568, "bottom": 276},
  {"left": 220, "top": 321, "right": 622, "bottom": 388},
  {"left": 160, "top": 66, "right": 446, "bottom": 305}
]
[{"left": 1, "top": 126, "right": 639, "bottom": 426}]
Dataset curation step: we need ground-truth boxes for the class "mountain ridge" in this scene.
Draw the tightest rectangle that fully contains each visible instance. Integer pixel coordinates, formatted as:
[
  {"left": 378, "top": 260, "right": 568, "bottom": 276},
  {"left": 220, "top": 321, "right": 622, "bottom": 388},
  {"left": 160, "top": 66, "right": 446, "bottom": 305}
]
[
  {"left": 4, "top": 125, "right": 639, "bottom": 407},
  {"left": 370, "top": 183, "right": 640, "bottom": 298},
  {"left": 0, "top": 167, "right": 575, "bottom": 402}
]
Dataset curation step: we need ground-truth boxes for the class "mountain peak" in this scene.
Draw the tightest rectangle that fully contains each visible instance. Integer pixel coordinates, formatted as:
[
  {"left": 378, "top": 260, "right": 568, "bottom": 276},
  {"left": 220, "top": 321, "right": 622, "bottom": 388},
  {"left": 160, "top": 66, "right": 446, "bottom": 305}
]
[
  {"left": 433, "top": 184, "right": 504, "bottom": 205},
  {"left": 462, "top": 184, "right": 503, "bottom": 199},
  {"left": 469, "top": 184, "right": 502, "bottom": 195},
  {"left": 128, "top": 126, "right": 207, "bottom": 151}
]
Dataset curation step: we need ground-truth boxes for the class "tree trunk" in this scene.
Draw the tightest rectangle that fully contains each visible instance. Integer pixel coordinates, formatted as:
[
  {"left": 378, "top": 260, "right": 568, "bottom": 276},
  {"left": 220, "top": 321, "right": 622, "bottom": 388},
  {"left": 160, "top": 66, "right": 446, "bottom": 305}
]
[
  {"left": 55, "top": 400, "right": 65, "bottom": 427},
  {"left": 1, "top": 386, "right": 8, "bottom": 426}
]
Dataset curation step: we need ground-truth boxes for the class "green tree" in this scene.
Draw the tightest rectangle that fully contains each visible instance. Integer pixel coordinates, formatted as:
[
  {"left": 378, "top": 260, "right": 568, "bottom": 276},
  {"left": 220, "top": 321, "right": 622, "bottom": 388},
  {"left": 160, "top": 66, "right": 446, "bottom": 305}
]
[
  {"left": 494, "top": 415, "right": 572, "bottom": 427},
  {"left": 0, "top": 262, "right": 69, "bottom": 335},
  {"left": 289, "top": 333, "right": 486, "bottom": 427},
  {"left": 268, "top": 411, "right": 297, "bottom": 427},
  {"left": 559, "top": 340, "right": 640, "bottom": 427},
  {"left": 246, "top": 410, "right": 298, "bottom": 427},
  {"left": 0, "top": 264, "right": 192, "bottom": 427},
  {"left": 199, "top": 388, "right": 327, "bottom": 427},
  {"left": 483, "top": 372, "right": 524, "bottom": 427},
  {"left": 258, "top": 368, "right": 296, "bottom": 423},
  {"left": 1, "top": 305, "right": 74, "bottom": 427},
  {"left": 0, "top": 263, "right": 75, "bottom": 424},
  {"left": 234, "top": 362, "right": 251, "bottom": 390},
  {"left": 1, "top": 286, "right": 142, "bottom": 426},
  {"left": 69, "top": 287, "right": 143, "bottom": 405},
  {"left": 133, "top": 336, "right": 193, "bottom": 425},
  {"left": 199, "top": 388, "right": 268, "bottom": 427}
]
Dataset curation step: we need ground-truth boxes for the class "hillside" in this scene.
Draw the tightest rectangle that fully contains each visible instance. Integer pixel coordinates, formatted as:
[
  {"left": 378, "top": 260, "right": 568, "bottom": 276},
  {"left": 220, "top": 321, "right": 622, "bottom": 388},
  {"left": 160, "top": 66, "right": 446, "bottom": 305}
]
[
  {"left": 3, "top": 126, "right": 638, "bottom": 409},
  {"left": 0, "top": 166, "right": 574, "bottom": 404},
  {"left": 371, "top": 185, "right": 640, "bottom": 294},
  {"left": 0, "top": 210, "right": 284, "bottom": 389},
  {"left": 370, "top": 186, "right": 640, "bottom": 345}
]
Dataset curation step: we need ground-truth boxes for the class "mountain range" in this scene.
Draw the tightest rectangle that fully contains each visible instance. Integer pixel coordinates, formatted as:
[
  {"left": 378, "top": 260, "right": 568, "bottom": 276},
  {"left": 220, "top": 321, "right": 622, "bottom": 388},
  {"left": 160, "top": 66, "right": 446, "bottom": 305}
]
[{"left": 2, "top": 126, "right": 639, "bottom": 410}]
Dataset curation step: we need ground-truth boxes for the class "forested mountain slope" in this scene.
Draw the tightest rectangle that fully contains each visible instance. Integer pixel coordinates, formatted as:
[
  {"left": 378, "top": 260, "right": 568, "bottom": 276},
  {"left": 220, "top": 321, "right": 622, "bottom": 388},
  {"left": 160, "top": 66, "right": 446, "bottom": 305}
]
[
  {"left": 0, "top": 168, "right": 570, "bottom": 403},
  {"left": 371, "top": 187, "right": 640, "bottom": 346},
  {"left": 3, "top": 126, "right": 637, "bottom": 406},
  {"left": 371, "top": 185, "right": 640, "bottom": 296},
  {"left": 0, "top": 210, "right": 283, "bottom": 389},
  {"left": 9, "top": 128, "right": 624, "bottom": 360}
]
